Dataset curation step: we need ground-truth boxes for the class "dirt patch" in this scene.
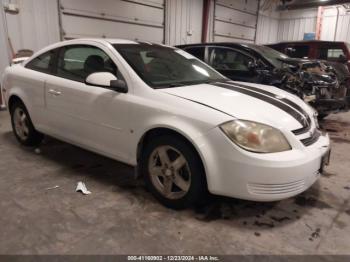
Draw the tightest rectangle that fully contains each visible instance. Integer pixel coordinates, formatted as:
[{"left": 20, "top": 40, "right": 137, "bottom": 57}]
[
  {"left": 309, "top": 228, "right": 321, "bottom": 241},
  {"left": 270, "top": 215, "right": 291, "bottom": 223},
  {"left": 330, "top": 136, "right": 350, "bottom": 144},
  {"left": 335, "top": 220, "right": 347, "bottom": 229},
  {"left": 320, "top": 119, "right": 350, "bottom": 133},
  {"left": 321, "top": 119, "right": 350, "bottom": 144},
  {"left": 346, "top": 209, "right": 350, "bottom": 216},
  {"left": 322, "top": 171, "right": 337, "bottom": 178},
  {"left": 295, "top": 195, "right": 332, "bottom": 209},
  {"left": 254, "top": 220, "right": 274, "bottom": 228}
]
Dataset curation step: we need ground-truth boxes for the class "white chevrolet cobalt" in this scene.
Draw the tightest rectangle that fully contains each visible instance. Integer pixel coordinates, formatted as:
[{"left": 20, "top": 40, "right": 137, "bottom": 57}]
[{"left": 2, "top": 39, "right": 330, "bottom": 209}]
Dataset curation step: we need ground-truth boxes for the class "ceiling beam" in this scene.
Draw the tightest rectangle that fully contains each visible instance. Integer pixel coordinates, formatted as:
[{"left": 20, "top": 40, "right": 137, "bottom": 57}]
[{"left": 277, "top": 0, "right": 350, "bottom": 10}]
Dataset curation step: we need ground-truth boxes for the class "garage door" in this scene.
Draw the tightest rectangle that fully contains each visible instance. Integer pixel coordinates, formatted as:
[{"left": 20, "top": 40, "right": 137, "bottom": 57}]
[
  {"left": 59, "top": 0, "right": 165, "bottom": 43},
  {"left": 213, "top": 0, "right": 259, "bottom": 43}
]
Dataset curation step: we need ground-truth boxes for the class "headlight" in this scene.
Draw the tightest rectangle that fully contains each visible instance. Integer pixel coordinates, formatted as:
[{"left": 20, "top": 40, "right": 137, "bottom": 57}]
[{"left": 220, "top": 120, "right": 291, "bottom": 153}]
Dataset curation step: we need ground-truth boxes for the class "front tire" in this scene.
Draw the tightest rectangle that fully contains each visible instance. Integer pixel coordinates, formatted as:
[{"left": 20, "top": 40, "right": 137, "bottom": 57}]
[
  {"left": 10, "top": 101, "right": 44, "bottom": 146},
  {"left": 141, "top": 135, "right": 207, "bottom": 209}
]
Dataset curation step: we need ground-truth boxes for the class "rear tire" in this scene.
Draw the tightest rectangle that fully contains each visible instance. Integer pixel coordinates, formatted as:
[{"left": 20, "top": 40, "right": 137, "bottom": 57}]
[
  {"left": 10, "top": 101, "right": 44, "bottom": 146},
  {"left": 141, "top": 135, "right": 207, "bottom": 209}
]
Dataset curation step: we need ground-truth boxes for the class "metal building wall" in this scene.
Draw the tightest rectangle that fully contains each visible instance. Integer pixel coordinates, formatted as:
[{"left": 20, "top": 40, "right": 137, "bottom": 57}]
[
  {"left": 213, "top": 0, "right": 259, "bottom": 43},
  {"left": 255, "top": 0, "right": 280, "bottom": 44},
  {"left": 165, "top": 0, "right": 203, "bottom": 45},
  {"left": 0, "top": 0, "right": 59, "bottom": 84},
  {"left": 59, "top": 0, "right": 164, "bottom": 43},
  {"left": 277, "top": 9, "right": 317, "bottom": 42},
  {"left": 321, "top": 6, "right": 350, "bottom": 42},
  {"left": 2, "top": 0, "right": 60, "bottom": 53},
  {"left": 0, "top": 4, "right": 10, "bottom": 76}
]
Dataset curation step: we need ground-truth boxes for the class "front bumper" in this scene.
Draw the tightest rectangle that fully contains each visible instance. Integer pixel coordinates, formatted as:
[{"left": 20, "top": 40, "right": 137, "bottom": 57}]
[{"left": 195, "top": 127, "right": 330, "bottom": 201}]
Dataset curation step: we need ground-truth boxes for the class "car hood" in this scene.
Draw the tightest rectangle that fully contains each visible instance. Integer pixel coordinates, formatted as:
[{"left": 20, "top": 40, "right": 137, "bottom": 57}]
[{"left": 160, "top": 81, "right": 313, "bottom": 132}]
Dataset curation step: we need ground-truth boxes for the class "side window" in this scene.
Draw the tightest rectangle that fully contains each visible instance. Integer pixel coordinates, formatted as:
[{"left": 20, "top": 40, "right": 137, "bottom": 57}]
[
  {"left": 183, "top": 47, "right": 205, "bottom": 61},
  {"left": 288, "top": 45, "right": 309, "bottom": 58},
  {"left": 209, "top": 47, "right": 253, "bottom": 71},
  {"left": 57, "top": 45, "right": 118, "bottom": 82},
  {"left": 25, "top": 50, "right": 55, "bottom": 74},
  {"left": 317, "top": 47, "right": 345, "bottom": 60}
]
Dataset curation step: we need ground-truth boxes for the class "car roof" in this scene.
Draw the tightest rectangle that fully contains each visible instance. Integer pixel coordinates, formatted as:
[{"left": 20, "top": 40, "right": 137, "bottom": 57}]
[
  {"left": 267, "top": 40, "right": 348, "bottom": 45},
  {"left": 176, "top": 42, "right": 258, "bottom": 49},
  {"left": 63, "top": 38, "right": 140, "bottom": 45},
  {"left": 23, "top": 38, "right": 171, "bottom": 66},
  {"left": 41, "top": 38, "right": 165, "bottom": 51}
]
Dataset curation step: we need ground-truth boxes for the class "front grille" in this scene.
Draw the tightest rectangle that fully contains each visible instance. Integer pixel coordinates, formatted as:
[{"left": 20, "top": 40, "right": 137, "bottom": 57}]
[
  {"left": 300, "top": 129, "right": 321, "bottom": 146},
  {"left": 292, "top": 116, "right": 312, "bottom": 135},
  {"left": 247, "top": 179, "right": 306, "bottom": 195}
]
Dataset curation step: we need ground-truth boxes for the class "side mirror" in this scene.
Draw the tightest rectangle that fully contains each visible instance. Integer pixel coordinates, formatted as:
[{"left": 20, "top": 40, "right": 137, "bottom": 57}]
[
  {"left": 85, "top": 72, "right": 128, "bottom": 93},
  {"left": 86, "top": 72, "right": 117, "bottom": 87},
  {"left": 110, "top": 79, "right": 128, "bottom": 93}
]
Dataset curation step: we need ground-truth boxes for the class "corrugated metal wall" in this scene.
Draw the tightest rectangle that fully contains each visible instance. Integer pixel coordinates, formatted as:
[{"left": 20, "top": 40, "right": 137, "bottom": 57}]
[
  {"left": 260, "top": 6, "right": 350, "bottom": 44},
  {"left": 276, "top": 9, "right": 317, "bottom": 42},
  {"left": 0, "top": 0, "right": 59, "bottom": 83},
  {"left": 255, "top": 0, "right": 279, "bottom": 44},
  {"left": 213, "top": 0, "right": 259, "bottom": 43},
  {"left": 3, "top": 1, "right": 350, "bottom": 59},
  {"left": 3, "top": 0, "right": 60, "bottom": 53},
  {"left": 321, "top": 7, "right": 350, "bottom": 42},
  {"left": 165, "top": 0, "right": 203, "bottom": 45}
]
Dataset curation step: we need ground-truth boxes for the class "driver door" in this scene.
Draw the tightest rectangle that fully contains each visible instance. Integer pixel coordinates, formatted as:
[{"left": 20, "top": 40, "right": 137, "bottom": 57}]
[
  {"left": 208, "top": 47, "right": 257, "bottom": 82},
  {"left": 45, "top": 44, "right": 131, "bottom": 161}
]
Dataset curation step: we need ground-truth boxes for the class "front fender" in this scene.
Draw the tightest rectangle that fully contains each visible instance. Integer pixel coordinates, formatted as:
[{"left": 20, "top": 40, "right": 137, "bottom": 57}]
[{"left": 129, "top": 114, "right": 218, "bottom": 167}]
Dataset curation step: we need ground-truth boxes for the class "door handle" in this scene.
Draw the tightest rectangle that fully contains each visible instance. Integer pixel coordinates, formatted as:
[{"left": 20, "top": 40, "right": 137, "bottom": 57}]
[{"left": 48, "top": 89, "right": 62, "bottom": 96}]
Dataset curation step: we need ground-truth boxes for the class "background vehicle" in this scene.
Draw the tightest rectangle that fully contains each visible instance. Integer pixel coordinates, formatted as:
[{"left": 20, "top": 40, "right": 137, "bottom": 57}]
[
  {"left": 267, "top": 40, "right": 350, "bottom": 71},
  {"left": 177, "top": 42, "right": 350, "bottom": 118},
  {"left": 2, "top": 39, "right": 330, "bottom": 209}
]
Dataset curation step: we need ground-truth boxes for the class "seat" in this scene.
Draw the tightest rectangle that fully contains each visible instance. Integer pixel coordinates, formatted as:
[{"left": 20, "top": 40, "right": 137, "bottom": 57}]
[{"left": 84, "top": 55, "right": 105, "bottom": 76}]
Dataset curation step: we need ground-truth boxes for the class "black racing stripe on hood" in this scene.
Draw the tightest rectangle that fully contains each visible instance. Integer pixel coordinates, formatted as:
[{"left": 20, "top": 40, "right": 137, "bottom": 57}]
[
  {"left": 228, "top": 81, "right": 312, "bottom": 124},
  {"left": 212, "top": 82, "right": 310, "bottom": 131}
]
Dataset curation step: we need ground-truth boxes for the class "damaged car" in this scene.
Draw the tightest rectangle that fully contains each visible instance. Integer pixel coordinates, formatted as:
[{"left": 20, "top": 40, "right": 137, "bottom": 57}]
[
  {"left": 2, "top": 39, "right": 330, "bottom": 209},
  {"left": 177, "top": 43, "right": 350, "bottom": 118}
]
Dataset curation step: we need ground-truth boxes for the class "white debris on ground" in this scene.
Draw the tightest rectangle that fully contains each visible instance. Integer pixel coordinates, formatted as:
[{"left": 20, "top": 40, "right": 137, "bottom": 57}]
[
  {"left": 34, "top": 148, "right": 41, "bottom": 154},
  {"left": 76, "top": 181, "right": 91, "bottom": 195},
  {"left": 46, "top": 185, "right": 59, "bottom": 190}
]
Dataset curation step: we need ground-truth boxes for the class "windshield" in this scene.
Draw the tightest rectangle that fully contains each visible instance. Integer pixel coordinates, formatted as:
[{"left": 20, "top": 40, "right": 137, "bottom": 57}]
[
  {"left": 251, "top": 45, "right": 289, "bottom": 68},
  {"left": 113, "top": 44, "right": 227, "bottom": 88}
]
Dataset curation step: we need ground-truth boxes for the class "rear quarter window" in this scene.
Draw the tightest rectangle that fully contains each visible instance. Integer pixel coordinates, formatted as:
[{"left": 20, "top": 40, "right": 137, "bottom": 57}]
[
  {"left": 25, "top": 50, "right": 56, "bottom": 74},
  {"left": 317, "top": 47, "right": 346, "bottom": 60}
]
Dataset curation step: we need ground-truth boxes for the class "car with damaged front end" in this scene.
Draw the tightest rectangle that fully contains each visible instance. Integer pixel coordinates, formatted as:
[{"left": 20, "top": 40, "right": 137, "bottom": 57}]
[
  {"left": 2, "top": 39, "right": 330, "bottom": 209},
  {"left": 177, "top": 43, "right": 350, "bottom": 119}
]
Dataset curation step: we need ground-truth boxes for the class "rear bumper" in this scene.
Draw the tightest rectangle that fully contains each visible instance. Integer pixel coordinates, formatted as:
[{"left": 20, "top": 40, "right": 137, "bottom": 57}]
[{"left": 195, "top": 127, "right": 330, "bottom": 201}]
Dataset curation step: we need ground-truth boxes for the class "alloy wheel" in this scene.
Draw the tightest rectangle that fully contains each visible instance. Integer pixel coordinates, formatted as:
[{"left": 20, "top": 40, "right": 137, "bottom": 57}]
[
  {"left": 13, "top": 107, "right": 29, "bottom": 141},
  {"left": 148, "top": 145, "right": 191, "bottom": 200}
]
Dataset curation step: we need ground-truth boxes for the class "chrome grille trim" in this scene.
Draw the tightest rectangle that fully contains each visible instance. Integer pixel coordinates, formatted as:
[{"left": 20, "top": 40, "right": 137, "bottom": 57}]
[{"left": 300, "top": 129, "right": 321, "bottom": 146}]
